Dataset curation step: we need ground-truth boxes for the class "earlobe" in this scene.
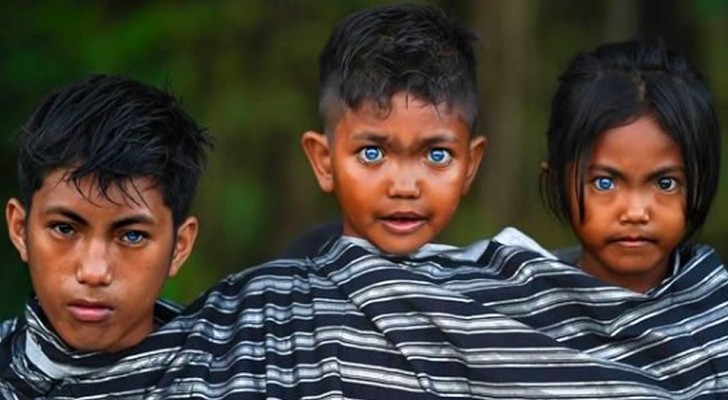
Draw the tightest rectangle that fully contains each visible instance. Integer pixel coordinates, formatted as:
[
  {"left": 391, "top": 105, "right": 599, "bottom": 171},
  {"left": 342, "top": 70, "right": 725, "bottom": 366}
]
[
  {"left": 462, "top": 135, "right": 487, "bottom": 194},
  {"left": 168, "top": 216, "right": 199, "bottom": 278},
  {"left": 6, "top": 199, "right": 28, "bottom": 262},
  {"left": 301, "top": 131, "right": 335, "bottom": 193}
]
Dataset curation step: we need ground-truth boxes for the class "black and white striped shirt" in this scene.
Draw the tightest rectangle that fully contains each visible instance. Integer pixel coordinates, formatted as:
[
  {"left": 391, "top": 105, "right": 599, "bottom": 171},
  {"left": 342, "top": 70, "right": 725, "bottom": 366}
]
[{"left": 2, "top": 228, "right": 727, "bottom": 399}]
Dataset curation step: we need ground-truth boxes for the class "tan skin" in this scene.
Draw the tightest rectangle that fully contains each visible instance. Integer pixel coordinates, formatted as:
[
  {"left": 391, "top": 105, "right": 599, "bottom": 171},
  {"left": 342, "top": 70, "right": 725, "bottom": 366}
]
[
  {"left": 564, "top": 115, "right": 687, "bottom": 292},
  {"left": 302, "top": 92, "right": 485, "bottom": 255},
  {"left": 6, "top": 168, "right": 198, "bottom": 352}
]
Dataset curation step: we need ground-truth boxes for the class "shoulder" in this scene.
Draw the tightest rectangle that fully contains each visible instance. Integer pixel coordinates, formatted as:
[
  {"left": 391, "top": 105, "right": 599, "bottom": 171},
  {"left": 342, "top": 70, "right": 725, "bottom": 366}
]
[
  {"left": 178, "top": 251, "right": 347, "bottom": 320},
  {"left": 490, "top": 227, "right": 557, "bottom": 258},
  {"left": 280, "top": 219, "right": 343, "bottom": 258},
  {"left": 0, "top": 318, "right": 20, "bottom": 343},
  {"left": 182, "top": 239, "right": 382, "bottom": 315},
  {"left": 680, "top": 242, "right": 725, "bottom": 274}
]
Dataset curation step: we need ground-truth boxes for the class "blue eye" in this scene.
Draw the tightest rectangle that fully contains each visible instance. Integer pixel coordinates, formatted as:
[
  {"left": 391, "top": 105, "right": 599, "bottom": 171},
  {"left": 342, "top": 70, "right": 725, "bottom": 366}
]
[
  {"left": 593, "top": 177, "right": 615, "bottom": 191},
  {"left": 121, "top": 231, "right": 146, "bottom": 244},
  {"left": 657, "top": 177, "right": 678, "bottom": 191},
  {"left": 427, "top": 148, "right": 452, "bottom": 166},
  {"left": 358, "top": 146, "right": 384, "bottom": 163}
]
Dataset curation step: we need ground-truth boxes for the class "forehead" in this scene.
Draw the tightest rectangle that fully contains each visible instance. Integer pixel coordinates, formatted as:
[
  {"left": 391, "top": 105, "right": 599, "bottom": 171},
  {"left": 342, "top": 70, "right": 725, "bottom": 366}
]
[
  {"left": 333, "top": 92, "right": 470, "bottom": 141},
  {"left": 32, "top": 168, "right": 169, "bottom": 218},
  {"left": 588, "top": 116, "right": 683, "bottom": 169}
]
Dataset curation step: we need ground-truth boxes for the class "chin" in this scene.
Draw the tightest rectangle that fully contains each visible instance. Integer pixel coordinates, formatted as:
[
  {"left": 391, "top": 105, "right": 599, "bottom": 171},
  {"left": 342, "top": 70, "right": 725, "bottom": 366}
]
[
  {"left": 380, "top": 244, "right": 422, "bottom": 255},
  {"left": 65, "top": 339, "right": 106, "bottom": 352}
]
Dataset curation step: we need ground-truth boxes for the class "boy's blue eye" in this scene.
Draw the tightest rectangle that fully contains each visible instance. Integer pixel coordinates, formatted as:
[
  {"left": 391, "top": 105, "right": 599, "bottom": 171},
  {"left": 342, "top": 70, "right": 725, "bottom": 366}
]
[
  {"left": 593, "top": 177, "right": 615, "bottom": 191},
  {"left": 657, "top": 177, "right": 678, "bottom": 191},
  {"left": 121, "top": 231, "right": 146, "bottom": 244},
  {"left": 427, "top": 148, "right": 452, "bottom": 166},
  {"left": 358, "top": 146, "right": 384, "bottom": 163}
]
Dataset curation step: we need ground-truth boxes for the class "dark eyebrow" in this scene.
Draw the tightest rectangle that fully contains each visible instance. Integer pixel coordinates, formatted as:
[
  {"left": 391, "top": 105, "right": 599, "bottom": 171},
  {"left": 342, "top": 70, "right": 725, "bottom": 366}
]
[
  {"left": 588, "top": 165, "right": 685, "bottom": 182},
  {"left": 44, "top": 206, "right": 155, "bottom": 229},
  {"left": 351, "top": 132, "right": 459, "bottom": 148},
  {"left": 420, "top": 134, "right": 459, "bottom": 148},
  {"left": 111, "top": 215, "right": 156, "bottom": 230},
  {"left": 646, "top": 166, "right": 685, "bottom": 181},
  {"left": 351, "top": 132, "right": 388, "bottom": 144},
  {"left": 45, "top": 207, "right": 89, "bottom": 227}
]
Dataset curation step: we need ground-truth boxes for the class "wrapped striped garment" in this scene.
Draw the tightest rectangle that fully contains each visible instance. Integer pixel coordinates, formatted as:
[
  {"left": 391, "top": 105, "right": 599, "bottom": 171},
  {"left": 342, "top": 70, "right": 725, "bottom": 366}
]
[{"left": 1, "top": 228, "right": 727, "bottom": 399}]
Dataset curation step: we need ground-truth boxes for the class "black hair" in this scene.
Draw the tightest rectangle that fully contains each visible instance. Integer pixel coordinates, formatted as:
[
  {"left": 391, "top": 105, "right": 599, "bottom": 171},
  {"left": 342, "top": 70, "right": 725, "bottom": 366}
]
[
  {"left": 540, "top": 39, "right": 721, "bottom": 242},
  {"left": 318, "top": 3, "right": 478, "bottom": 133},
  {"left": 18, "top": 74, "right": 213, "bottom": 227}
]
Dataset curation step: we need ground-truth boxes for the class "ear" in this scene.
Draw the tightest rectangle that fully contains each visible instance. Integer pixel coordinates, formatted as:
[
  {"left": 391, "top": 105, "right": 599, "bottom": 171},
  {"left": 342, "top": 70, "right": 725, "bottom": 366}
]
[
  {"left": 461, "top": 135, "right": 487, "bottom": 195},
  {"left": 301, "top": 131, "right": 334, "bottom": 193},
  {"left": 168, "top": 216, "right": 199, "bottom": 278},
  {"left": 6, "top": 198, "right": 28, "bottom": 262}
]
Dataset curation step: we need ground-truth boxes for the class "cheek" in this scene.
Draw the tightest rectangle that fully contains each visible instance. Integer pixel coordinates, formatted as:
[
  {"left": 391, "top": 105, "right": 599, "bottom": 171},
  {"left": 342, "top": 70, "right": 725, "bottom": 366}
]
[
  {"left": 118, "top": 252, "right": 170, "bottom": 297},
  {"left": 569, "top": 208, "right": 606, "bottom": 247},
  {"left": 334, "top": 176, "right": 368, "bottom": 208},
  {"left": 664, "top": 206, "right": 687, "bottom": 235},
  {"left": 429, "top": 187, "right": 463, "bottom": 217},
  {"left": 26, "top": 240, "right": 68, "bottom": 286},
  {"left": 572, "top": 221, "right": 596, "bottom": 244}
]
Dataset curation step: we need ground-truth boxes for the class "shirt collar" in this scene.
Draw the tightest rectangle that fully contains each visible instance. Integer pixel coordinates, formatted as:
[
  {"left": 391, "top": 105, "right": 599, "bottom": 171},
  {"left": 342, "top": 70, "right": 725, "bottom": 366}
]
[{"left": 20, "top": 297, "right": 181, "bottom": 380}]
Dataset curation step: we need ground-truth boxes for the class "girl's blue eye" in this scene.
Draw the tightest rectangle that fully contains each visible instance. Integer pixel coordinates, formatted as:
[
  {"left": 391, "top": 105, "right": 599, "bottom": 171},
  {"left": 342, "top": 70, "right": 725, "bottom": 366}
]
[
  {"left": 427, "top": 148, "right": 452, "bottom": 166},
  {"left": 122, "top": 231, "right": 145, "bottom": 244},
  {"left": 657, "top": 177, "right": 678, "bottom": 191},
  {"left": 593, "top": 177, "right": 615, "bottom": 191},
  {"left": 358, "top": 146, "right": 384, "bottom": 163}
]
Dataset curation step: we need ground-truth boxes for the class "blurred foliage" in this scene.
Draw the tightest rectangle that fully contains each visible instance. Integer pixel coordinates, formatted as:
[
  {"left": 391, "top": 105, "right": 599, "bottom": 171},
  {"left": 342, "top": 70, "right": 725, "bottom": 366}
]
[{"left": 1, "top": 0, "right": 727, "bottom": 318}]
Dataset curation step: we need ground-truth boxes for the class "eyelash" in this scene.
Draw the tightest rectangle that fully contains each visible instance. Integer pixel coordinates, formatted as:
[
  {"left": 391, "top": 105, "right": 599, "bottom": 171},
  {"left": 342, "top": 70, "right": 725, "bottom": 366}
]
[
  {"left": 48, "top": 223, "right": 148, "bottom": 245},
  {"left": 357, "top": 146, "right": 454, "bottom": 166},
  {"left": 656, "top": 177, "right": 679, "bottom": 192},
  {"left": 357, "top": 146, "right": 384, "bottom": 164},
  {"left": 589, "top": 176, "right": 682, "bottom": 193},
  {"left": 121, "top": 230, "right": 148, "bottom": 244},
  {"left": 50, "top": 222, "right": 75, "bottom": 236},
  {"left": 426, "top": 148, "right": 453, "bottom": 166},
  {"left": 591, "top": 176, "right": 615, "bottom": 191}
]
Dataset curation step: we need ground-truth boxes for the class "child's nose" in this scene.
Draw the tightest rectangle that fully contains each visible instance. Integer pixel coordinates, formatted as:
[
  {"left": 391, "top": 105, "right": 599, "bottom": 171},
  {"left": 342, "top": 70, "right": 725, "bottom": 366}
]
[
  {"left": 387, "top": 165, "right": 421, "bottom": 199},
  {"left": 619, "top": 192, "right": 651, "bottom": 224},
  {"left": 76, "top": 240, "right": 113, "bottom": 286}
]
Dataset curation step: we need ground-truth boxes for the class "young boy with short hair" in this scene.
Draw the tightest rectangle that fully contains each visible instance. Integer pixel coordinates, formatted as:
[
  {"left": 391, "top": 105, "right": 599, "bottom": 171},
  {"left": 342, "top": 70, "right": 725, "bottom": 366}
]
[
  {"left": 300, "top": 2, "right": 485, "bottom": 256},
  {"left": 0, "top": 74, "right": 212, "bottom": 397}
]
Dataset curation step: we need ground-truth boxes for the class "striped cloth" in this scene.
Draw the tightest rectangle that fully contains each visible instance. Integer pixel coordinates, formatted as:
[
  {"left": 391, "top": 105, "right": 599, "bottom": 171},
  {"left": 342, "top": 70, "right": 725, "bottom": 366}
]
[{"left": 1, "top": 228, "right": 728, "bottom": 399}]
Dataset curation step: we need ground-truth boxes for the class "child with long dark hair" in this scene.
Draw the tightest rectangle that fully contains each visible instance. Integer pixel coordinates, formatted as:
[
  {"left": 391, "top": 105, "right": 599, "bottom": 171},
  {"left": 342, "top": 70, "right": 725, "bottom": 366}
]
[{"left": 540, "top": 39, "right": 720, "bottom": 293}]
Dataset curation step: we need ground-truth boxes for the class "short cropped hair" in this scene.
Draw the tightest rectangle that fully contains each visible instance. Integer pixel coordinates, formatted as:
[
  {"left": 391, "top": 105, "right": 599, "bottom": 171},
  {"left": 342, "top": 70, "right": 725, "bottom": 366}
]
[
  {"left": 18, "top": 74, "right": 213, "bottom": 226},
  {"left": 540, "top": 39, "right": 721, "bottom": 241},
  {"left": 318, "top": 3, "right": 478, "bottom": 133}
]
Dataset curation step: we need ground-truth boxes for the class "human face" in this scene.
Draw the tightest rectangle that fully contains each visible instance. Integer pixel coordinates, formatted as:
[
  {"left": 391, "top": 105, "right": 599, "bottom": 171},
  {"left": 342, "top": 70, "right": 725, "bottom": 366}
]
[
  {"left": 5, "top": 168, "right": 197, "bottom": 352},
  {"left": 569, "top": 115, "right": 686, "bottom": 292},
  {"left": 303, "top": 92, "right": 485, "bottom": 255}
]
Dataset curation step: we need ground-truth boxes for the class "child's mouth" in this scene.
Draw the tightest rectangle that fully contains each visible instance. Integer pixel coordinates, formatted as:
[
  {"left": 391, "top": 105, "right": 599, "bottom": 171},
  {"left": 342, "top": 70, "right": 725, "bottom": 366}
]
[
  {"left": 379, "top": 212, "right": 427, "bottom": 234},
  {"left": 609, "top": 235, "right": 656, "bottom": 248},
  {"left": 68, "top": 301, "right": 114, "bottom": 322}
]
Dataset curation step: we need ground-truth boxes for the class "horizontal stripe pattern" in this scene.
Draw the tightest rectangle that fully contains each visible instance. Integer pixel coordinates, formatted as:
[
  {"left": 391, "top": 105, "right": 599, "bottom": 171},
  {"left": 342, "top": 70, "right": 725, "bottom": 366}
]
[{"left": 1, "top": 231, "right": 728, "bottom": 399}]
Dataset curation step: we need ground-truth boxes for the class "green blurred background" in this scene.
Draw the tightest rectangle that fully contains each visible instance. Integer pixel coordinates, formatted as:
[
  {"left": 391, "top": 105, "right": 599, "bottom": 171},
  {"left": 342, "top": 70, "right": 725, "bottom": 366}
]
[{"left": 2, "top": 0, "right": 727, "bottom": 318}]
